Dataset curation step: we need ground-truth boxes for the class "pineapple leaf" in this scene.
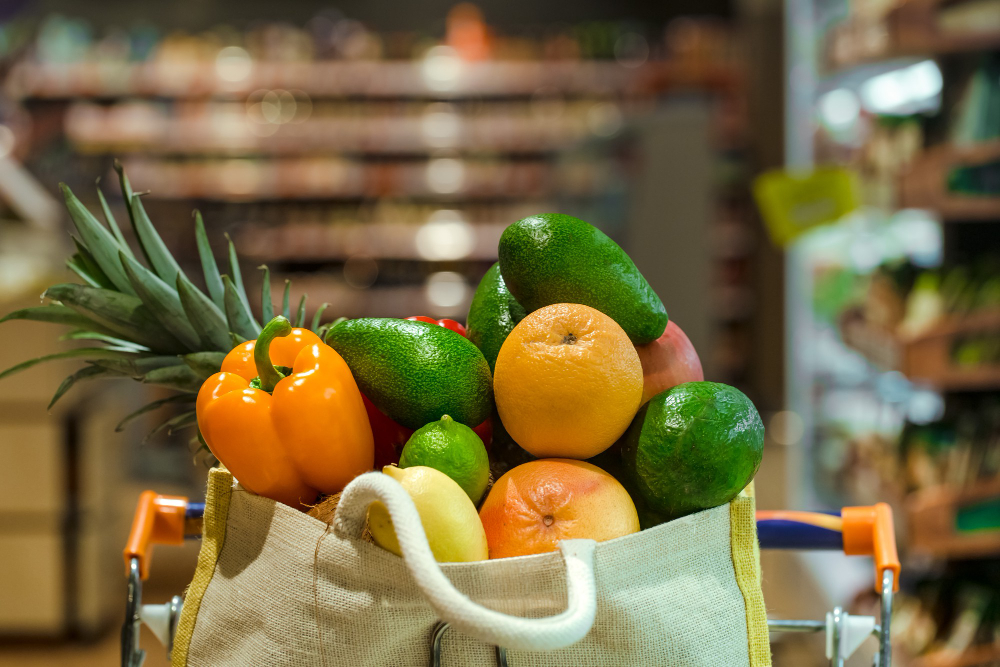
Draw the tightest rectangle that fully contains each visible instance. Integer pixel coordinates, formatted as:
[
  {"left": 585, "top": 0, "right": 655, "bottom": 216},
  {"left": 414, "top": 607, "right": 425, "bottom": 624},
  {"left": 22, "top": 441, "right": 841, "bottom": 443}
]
[
  {"left": 49, "top": 365, "right": 122, "bottom": 410},
  {"left": 320, "top": 317, "right": 348, "bottom": 344},
  {"left": 58, "top": 330, "right": 149, "bottom": 351},
  {"left": 70, "top": 237, "right": 115, "bottom": 289},
  {"left": 120, "top": 251, "right": 201, "bottom": 351},
  {"left": 140, "top": 364, "right": 204, "bottom": 392},
  {"left": 96, "top": 181, "right": 134, "bottom": 258},
  {"left": 176, "top": 273, "right": 233, "bottom": 353},
  {"left": 194, "top": 211, "right": 225, "bottom": 310},
  {"left": 43, "top": 283, "right": 188, "bottom": 354},
  {"left": 259, "top": 266, "right": 274, "bottom": 323},
  {"left": 230, "top": 332, "right": 248, "bottom": 347},
  {"left": 90, "top": 355, "right": 182, "bottom": 377},
  {"left": 114, "top": 160, "right": 136, "bottom": 222},
  {"left": 143, "top": 410, "right": 198, "bottom": 444},
  {"left": 310, "top": 303, "right": 330, "bottom": 333},
  {"left": 128, "top": 193, "right": 186, "bottom": 287},
  {"left": 0, "top": 305, "right": 118, "bottom": 336},
  {"left": 167, "top": 411, "right": 198, "bottom": 434},
  {"left": 295, "top": 294, "right": 307, "bottom": 327},
  {"left": 67, "top": 254, "right": 110, "bottom": 289},
  {"left": 225, "top": 235, "right": 258, "bottom": 330},
  {"left": 0, "top": 347, "right": 141, "bottom": 383},
  {"left": 59, "top": 183, "right": 136, "bottom": 296},
  {"left": 281, "top": 280, "right": 291, "bottom": 319},
  {"left": 223, "top": 275, "right": 260, "bottom": 341},
  {"left": 115, "top": 394, "right": 196, "bottom": 432},
  {"left": 183, "top": 351, "right": 226, "bottom": 378}
]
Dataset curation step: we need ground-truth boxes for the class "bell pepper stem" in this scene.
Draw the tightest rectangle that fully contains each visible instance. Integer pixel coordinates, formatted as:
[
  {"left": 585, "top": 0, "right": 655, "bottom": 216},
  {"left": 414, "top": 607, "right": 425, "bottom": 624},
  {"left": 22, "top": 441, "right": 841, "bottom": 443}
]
[{"left": 255, "top": 316, "right": 292, "bottom": 392}]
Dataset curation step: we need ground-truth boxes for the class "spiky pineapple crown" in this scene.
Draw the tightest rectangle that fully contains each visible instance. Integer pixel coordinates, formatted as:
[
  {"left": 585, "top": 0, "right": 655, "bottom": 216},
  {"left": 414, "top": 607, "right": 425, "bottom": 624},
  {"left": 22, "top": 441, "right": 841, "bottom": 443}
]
[{"left": 0, "top": 163, "right": 331, "bottom": 449}]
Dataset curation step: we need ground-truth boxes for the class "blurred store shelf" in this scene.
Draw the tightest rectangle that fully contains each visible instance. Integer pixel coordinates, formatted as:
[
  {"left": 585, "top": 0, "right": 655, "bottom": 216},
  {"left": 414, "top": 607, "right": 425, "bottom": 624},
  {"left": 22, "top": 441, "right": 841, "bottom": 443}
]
[
  {"left": 235, "top": 221, "right": 506, "bottom": 262},
  {"left": 6, "top": 60, "right": 739, "bottom": 101},
  {"left": 824, "top": 0, "right": 1000, "bottom": 71},
  {"left": 900, "top": 141, "right": 1000, "bottom": 222},
  {"left": 911, "top": 645, "right": 1000, "bottom": 667},
  {"left": 66, "top": 101, "right": 624, "bottom": 157},
  {"left": 840, "top": 307, "right": 1000, "bottom": 391},
  {"left": 118, "top": 156, "right": 575, "bottom": 201},
  {"left": 907, "top": 477, "right": 1000, "bottom": 559}
]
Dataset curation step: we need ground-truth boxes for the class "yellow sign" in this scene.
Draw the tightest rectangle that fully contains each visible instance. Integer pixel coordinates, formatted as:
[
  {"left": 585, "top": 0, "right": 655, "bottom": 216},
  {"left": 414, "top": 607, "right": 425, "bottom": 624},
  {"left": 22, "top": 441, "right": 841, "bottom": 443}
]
[{"left": 753, "top": 167, "right": 860, "bottom": 246}]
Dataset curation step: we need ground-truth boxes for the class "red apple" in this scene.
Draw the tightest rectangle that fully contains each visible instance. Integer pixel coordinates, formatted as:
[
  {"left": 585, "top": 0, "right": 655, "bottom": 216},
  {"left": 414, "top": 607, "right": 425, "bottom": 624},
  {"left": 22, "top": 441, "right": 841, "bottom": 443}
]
[{"left": 634, "top": 320, "right": 704, "bottom": 404}]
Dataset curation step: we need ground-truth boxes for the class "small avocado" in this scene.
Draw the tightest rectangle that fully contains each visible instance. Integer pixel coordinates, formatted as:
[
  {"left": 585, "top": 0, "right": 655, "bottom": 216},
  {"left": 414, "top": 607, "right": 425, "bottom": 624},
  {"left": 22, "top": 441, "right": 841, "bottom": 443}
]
[
  {"left": 325, "top": 318, "right": 493, "bottom": 430},
  {"left": 466, "top": 263, "right": 526, "bottom": 373},
  {"left": 498, "top": 214, "right": 667, "bottom": 345}
]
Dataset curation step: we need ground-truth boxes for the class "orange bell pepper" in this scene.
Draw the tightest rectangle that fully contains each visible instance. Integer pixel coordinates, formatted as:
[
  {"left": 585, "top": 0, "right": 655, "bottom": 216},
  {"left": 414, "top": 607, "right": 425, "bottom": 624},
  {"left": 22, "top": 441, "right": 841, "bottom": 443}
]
[{"left": 196, "top": 316, "right": 374, "bottom": 508}]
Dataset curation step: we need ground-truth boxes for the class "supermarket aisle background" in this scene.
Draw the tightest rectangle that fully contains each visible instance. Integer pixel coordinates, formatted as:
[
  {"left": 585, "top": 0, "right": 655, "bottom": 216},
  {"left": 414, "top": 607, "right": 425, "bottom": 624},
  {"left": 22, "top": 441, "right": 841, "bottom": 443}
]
[{"left": 0, "top": 0, "right": 997, "bottom": 663}]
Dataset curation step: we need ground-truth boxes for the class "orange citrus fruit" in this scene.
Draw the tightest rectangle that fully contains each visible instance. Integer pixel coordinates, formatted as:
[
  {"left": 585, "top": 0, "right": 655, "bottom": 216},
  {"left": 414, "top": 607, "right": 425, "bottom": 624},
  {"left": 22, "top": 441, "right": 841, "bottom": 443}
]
[
  {"left": 493, "top": 303, "right": 643, "bottom": 459},
  {"left": 479, "top": 459, "right": 639, "bottom": 559}
]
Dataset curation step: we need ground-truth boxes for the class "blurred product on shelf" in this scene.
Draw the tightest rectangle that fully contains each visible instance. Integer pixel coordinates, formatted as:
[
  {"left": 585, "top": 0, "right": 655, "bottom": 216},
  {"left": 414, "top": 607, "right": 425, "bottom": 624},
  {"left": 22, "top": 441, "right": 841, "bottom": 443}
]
[
  {"left": 839, "top": 259, "right": 1000, "bottom": 390},
  {"left": 853, "top": 566, "right": 1000, "bottom": 665},
  {"left": 823, "top": 0, "right": 1000, "bottom": 69},
  {"left": 815, "top": 53, "right": 1000, "bottom": 216}
]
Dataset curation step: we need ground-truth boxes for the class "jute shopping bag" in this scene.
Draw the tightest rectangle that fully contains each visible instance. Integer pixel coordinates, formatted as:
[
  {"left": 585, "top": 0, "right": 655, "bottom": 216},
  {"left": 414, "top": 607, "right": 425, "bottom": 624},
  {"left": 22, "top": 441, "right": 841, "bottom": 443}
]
[{"left": 172, "top": 468, "right": 770, "bottom": 666}]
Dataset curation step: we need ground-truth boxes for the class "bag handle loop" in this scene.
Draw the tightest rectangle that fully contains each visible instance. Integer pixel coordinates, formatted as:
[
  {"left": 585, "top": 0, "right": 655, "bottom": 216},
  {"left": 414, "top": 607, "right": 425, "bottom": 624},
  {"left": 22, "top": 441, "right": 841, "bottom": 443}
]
[{"left": 333, "top": 472, "right": 598, "bottom": 652}]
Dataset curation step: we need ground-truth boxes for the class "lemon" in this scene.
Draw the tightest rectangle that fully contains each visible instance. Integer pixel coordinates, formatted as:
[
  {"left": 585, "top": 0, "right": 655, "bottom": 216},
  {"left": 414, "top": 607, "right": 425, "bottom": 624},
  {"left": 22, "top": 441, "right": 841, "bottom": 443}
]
[
  {"left": 399, "top": 415, "right": 490, "bottom": 503},
  {"left": 368, "top": 465, "right": 488, "bottom": 562}
]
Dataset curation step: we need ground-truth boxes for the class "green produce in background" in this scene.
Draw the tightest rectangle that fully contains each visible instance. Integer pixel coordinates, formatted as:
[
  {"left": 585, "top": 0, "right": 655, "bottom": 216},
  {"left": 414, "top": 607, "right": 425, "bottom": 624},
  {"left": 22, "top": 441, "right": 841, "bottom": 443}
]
[
  {"left": 620, "top": 381, "right": 764, "bottom": 521},
  {"left": 498, "top": 213, "right": 668, "bottom": 345},
  {"left": 398, "top": 415, "right": 490, "bottom": 503},
  {"left": 466, "top": 262, "right": 526, "bottom": 373},
  {"left": 325, "top": 318, "right": 493, "bottom": 430}
]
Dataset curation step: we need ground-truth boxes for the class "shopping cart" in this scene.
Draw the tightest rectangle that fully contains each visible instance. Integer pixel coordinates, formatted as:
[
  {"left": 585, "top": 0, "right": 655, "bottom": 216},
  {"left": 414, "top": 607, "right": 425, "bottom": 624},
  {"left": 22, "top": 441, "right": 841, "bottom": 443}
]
[{"left": 120, "top": 493, "right": 900, "bottom": 667}]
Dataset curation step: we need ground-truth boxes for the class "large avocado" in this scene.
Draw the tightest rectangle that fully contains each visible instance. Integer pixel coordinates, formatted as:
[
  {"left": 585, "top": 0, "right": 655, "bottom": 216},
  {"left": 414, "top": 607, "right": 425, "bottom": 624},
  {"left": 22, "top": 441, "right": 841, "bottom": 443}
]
[
  {"left": 326, "top": 318, "right": 493, "bottom": 429},
  {"left": 465, "top": 263, "right": 526, "bottom": 373},
  {"left": 498, "top": 214, "right": 667, "bottom": 345}
]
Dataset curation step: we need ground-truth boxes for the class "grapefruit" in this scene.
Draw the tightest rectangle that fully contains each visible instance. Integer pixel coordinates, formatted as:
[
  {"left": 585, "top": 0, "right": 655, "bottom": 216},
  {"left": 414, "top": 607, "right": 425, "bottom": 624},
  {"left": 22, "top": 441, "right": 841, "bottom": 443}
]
[{"left": 479, "top": 459, "right": 639, "bottom": 559}]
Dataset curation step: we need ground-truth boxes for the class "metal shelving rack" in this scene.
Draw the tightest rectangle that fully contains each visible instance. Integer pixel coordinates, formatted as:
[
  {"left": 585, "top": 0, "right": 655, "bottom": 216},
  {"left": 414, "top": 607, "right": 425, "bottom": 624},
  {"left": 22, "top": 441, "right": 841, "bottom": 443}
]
[{"left": 783, "top": 0, "right": 1000, "bottom": 663}]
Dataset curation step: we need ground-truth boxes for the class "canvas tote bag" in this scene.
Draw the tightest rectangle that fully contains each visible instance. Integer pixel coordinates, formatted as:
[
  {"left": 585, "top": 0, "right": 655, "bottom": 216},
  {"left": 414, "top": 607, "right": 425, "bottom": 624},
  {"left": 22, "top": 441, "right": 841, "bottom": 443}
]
[{"left": 172, "top": 468, "right": 771, "bottom": 666}]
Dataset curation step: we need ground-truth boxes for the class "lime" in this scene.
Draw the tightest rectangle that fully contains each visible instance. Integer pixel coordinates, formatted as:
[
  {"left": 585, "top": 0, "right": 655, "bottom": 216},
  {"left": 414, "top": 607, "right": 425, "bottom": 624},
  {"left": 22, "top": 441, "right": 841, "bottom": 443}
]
[
  {"left": 398, "top": 415, "right": 490, "bottom": 503},
  {"left": 620, "top": 381, "right": 763, "bottom": 521}
]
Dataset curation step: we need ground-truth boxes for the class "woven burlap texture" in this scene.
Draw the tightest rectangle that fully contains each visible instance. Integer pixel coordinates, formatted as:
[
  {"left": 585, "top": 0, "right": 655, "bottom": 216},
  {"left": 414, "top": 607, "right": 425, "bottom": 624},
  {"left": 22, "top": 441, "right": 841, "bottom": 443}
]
[{"left": 176, "top": 468, "right": 770, "bottom": 666}]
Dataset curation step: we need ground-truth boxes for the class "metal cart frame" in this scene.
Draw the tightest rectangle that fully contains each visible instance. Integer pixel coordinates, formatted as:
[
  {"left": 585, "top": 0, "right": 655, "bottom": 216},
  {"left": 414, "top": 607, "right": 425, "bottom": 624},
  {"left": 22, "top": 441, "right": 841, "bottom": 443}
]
[{"left": 121, "top": 494, "right": 900, "bottom": 667}]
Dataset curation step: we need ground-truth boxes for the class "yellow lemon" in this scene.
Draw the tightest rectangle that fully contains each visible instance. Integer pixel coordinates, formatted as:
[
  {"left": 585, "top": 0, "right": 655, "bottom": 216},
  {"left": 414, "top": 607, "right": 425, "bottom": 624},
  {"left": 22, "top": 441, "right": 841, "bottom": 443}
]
[{"left": 368, "top": 465, "right": 488, "bottom": 562}]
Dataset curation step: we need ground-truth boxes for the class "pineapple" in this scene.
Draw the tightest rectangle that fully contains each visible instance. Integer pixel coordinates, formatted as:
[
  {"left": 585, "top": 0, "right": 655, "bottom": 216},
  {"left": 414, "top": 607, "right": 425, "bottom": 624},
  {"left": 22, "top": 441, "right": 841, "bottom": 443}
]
[{"left": 0, "top": 163, "right": 329, "bottom": 449}]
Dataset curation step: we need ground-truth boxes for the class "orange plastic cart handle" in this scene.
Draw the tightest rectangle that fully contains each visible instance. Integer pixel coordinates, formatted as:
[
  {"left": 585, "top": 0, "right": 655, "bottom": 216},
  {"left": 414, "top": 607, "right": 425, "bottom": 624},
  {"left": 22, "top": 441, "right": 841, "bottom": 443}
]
[
  {"left": 842, "top": 503, "right": 900, "bottom": 592},
  {"left": 123, "top": 491, "right": 188, "bottom": 580}
]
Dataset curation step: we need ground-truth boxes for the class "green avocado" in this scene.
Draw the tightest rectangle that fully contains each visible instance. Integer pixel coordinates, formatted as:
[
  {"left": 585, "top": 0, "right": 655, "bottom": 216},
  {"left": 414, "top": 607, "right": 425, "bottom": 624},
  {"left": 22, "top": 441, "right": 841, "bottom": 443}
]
[
  {"left": 466, "top": 263, "right": 526, "bottom": 373},
  {"left": 620, "top": 381, "right": 764, "bottom": 521},
  {"left": 325, "top": 318, "right": 493, "bottom": 430},
  {"left": 498, "top": 213, "right": 668, "bottom": 345}
]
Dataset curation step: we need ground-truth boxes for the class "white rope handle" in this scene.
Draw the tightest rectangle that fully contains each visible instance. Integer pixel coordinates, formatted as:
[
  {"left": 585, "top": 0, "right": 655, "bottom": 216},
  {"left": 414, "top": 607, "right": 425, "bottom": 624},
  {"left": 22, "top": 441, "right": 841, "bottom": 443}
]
[{"left": 333, "top": 472, "right": 597, "bottom": 652}]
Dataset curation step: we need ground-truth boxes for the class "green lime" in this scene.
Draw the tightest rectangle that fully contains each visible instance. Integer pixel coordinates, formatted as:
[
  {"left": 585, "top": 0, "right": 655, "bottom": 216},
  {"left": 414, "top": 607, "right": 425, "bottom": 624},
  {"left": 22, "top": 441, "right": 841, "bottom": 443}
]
[
  {"left": 620, "top": 381, "right": 763, "bottom": 521},
  {"left": 399, "top": 415, "right": 490, "bottom": 503}
]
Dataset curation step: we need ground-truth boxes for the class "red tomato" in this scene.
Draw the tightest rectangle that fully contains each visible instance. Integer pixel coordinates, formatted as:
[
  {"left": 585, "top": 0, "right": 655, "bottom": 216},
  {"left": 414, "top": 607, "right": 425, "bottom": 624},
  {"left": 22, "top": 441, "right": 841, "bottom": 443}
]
[{"left": 406, "top": 316, "right": 467, "bottom": 338}]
